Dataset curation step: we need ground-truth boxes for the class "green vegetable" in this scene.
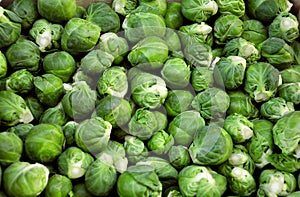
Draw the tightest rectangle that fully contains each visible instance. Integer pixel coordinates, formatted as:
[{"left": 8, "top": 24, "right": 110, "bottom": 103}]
[
  {"left": 216, "top": 0, "right": 245, "bottom": 17},
  {"left": 124, "top": 135, "right": 149, "bottom": 163},
  {"left": 168, "top": 145, "right": 191, "bottom": 169},
  {"left": 5, "top": 69, "right": 34, "bottom": 94},
  {"left": 260, "top": 97, "right": 294, "bottom": 121},
  {"left": 280, "top": 66, "right": 300, "bottom": 83},
  {"left": 147, "top": 130, "right": 174, "bottom": 155},
  {"left": 45, "top": 174, "right": 72, "bottom": 197},
  {"left": 241, "top": 19, "right": 267, "bottom": 46},
  {"left": 191, "top": 67, "right": 214, "bottom": 92},
  {"left": 164, "top": 90, "right": 194, "bottom": 117},
  {"left": 7, "top": 123, "right": 33, "bottom": 141},
  {"left": 278, "top": 82, "right": 300, "bottom": 105},
  {"left": 112, "top": 0, "right": 137, "bottom": 16},
  {"left": 0, "top": 132, "right": 23, "bottom": 166},
  {"left": 165, "top": 2, "right": 183, "bottom": 29},
  {"left": 0, "top": 52, "right": 7, "bottom": 79},
  {"left": 39, "top": 103, "right": 68, "bottom": 126}
]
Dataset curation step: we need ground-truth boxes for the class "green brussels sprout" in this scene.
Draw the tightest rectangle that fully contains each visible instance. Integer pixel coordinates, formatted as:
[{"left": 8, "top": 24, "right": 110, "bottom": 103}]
[
  {"left": 37, "top": 0, "right": 76, "bottom": 23},
  {"left": 163, "top": 29, "right": 181, "bottom": 53},
  {"left": 42, "top": 51, "right": 76, "bottom": 82},
  {"left": 168, "top": 110, "right": 205, "bottom": 146},
  {"left": 73, "top": 6, "right": 86, "bottom": 18},
  {"left": 280, "top": 66, "right": 300, "bottom": 83},
  {"left": 117, "top": 165, "right": 163, "bottom": 197},
  {"left": 273, "top": 111, "right": 300, "bottom": 156},
  {"left": 183, "top": 42, "right": 212, "bottom": 67},
  {"left": 278, "top": 83, "right": 300, "bottom": 105},
  {"left": 97, "top": 66, "right": 128, "bottom": 98},
  {"left": 0, "top": 91, "right": 33, "bottom": 126},
  {"left": 288, "top": 191, "right": 300, "bottom": 197},
  {"left": 0, "top": 132, "right": 23, "bottom": 166},
  {"left": 25, "top": 123, "right": 64, "bottom": 163},
  {"left": 124, "top": 135, "right": 149, "bottom": 163},
  {"left": 189, "top": 124, "right": 233, "bottom": 165},
  {"left": 181, "top": 0, "right": 218, "bottom": 23},
  {"left": 63, "top": 121, "right": 78, "bottom": 146},
  {"left": 164, "top": 90, "right": 194, "bottom": 117},
  {"left": 178, "top": 165, "right": 227, "bottom": 197},
  {"left": 72, "top": 183, "right": 93, "bottom": 197},
  {"left": 39, "top": 103, "right": 68, "bottom": 126},
  {"left": 122, "top": 11, "right": 166, "bottom": 43},
  {"left": 0, "top": 52, "right": 7, "bottom": 79},
  {"left": 112, "top": 0, "right": 137, "bottom": 16},
  {"left": 58, "top": 147, "right": 94, "bottom": 179},
  {"left": 34, "top": 74, "right": 65, "bottom": 107},
  {"left": 291, "top": 41, "right": 300, "bottom": 65},
  {"left": 7, "top": 123, "right": 33, "bottom": 141},
  {"left": 260, "top": 97, "right": 294, "bottom": 121},
  {"left": 246, "top": 119, "right": 274, "bottom": 169},
  {"left": 85, "top": 2, "right": 120, "bottom": 33},
  {"left": 267, "top": 153, "right": 300, "bottom": 173},
  {"left": 5, "top": 38, "right": 40, "bottom": 72},
  {"left": 3, "top": 162, "right": 49, "bottom": 197},
  {"left": 75, "top": 117, "right": 112, "bottom": 155},
  {"left": 215, "top": 0, "right": 245, "bottom": 17},
  {"left": 192, "top": 87, "right": 230, "bottom": 120},
  {"left": 191, "top": 67, "right": 214, "bottom": 92},
  {"left": 45, "top": 174, "right": 72, "bottom": 197},
  {"left": 214, "top": 56, "right": 247, "bottom": 90},
  {"left": 5, "top": 69, "right": 34, "bottom": 94},
  {"left": 244, "top": 62, "right": 280, "bottom": 102},
  {"left": 147, "top": 130, "right": 174, "bottom": 155},
  {"left": 85, "top": 158, "right": 117, "bottom": 196},
  {"left": 128, "top": 108, "right": 158, "bottom": 140},
  {"left": 139, "top": 0, "right": 167, "bottom": 16},
  {"left": 61, "top": 18, "right": 101, "bottom": 55},
  {"left": 128, "top": 36, "right": 169, "bottom": 70},
  {"left": 257, "top": 169, "right": 296, "bottom": 196},
  {"left": 241, "top": 19, "right": 268, "bottom": 46},
  {"left": 214, "top": 14, "right": 244, "bottom": 45},
  {"left": 25, "top": 96, "right": 44, "bottom": 122},
  {"left": 168, "top": 145, "right": 191, "bottom": 169},
  {"left": 165, "top": 2, "right": 183, "bottom": 29}
]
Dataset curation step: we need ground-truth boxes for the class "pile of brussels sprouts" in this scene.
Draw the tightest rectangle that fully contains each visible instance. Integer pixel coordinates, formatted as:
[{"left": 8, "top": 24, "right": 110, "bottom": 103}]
[{"left": 0, "top": 0, "right": 300, "bottom": 196}]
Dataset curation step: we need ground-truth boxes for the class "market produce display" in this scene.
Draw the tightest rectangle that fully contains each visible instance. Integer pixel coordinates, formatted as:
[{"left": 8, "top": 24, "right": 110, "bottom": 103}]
[{"left": 0, "top": 0, "right": 300, "bottom": 196}]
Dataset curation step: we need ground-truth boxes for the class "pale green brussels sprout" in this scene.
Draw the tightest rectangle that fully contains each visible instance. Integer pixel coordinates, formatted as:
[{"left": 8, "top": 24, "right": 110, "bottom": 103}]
[
  {"left": 117, "top": 165, "right": 163, "bottom": 197},
  {"left": 214, "top": 14, "right": 244, "bottom": 45},
  {"left": 72, "top": 183, "right": 93, "bottom": 197},
  {"left": 184, "top": 42, "right": 212, "bottom": 67},
  {"left": 0, "top": 132, "right": 23, "bottom": 166},
  {"left": 246, "top": 119, "right": 274, "bottom": 169},
  {"left": 0, "top": 91, "right": 33, "bottom": 126},
  {"left": 34, "top": 74, "right": 65, "bottom": 107},
  {"left": 215, "top": 0, "right": 245, "bottom": 17},
  {"left": 42, "top": 51, "right": 76, "bottom": 82},
  {"left": 181, "top": 0, "right": 218, "bottom": 23},
  {"left": 5, "top": 38, "right": 40, "bottom": 72},
  {"left": 128, "top": 108, "right": 158, "bottom": 140},
  {"left": 153, "top": 111, "right": 168, "bottom": 131},
  {"left": 0, "top": 52, "right": 7, "bottom": 79},
  {"left": 128, "top": 36, "right": 169, "bottom": 70},
  {"left": 168, "top": 145, "right": 191, "bottom": 169},
  {"left": 168, "top": 110, "right": 205, "bottom": 146},
  {"left": 61, "top": 81, "right": 97, "bottom": 120},
  {"left": 163, "top": 29, "right": 181, "bottom": 53},
  {"left": 45, "top": 174, "right": 72, "bottom": 197},
  {"left": 242, "top": 19, "right": 268, "bottom": 46},
  {"left": 25, "top": 123, "right": 65, "bottom": 163},
  {"left": 25, "top": 96, "right": 44, "bottom": 122},
  {"left": 3, "top": 162, "right": 49, "bottom": 197},
  {"left": 63, "top": 121, "right": 78, "bottom": 146},
  {"left": 129, "top": 68, "right": 168, "bottom": 109},
  {"left": 164, "top": 90, "right": 194, "bottom": 117},
  {"left": 5, "top": 69, "right": 34, "bottom": 94},
  {"left": 75, "top": 117, "right": 112, "bottom": 155},
  {"left": 147, "top": 130, "right": 174, "bottom": 155},
  {"left": 85, "top": 157, "right": 117, "bottom": 196},
  {"left": 112, "top": 0, "right": 137, "bottom": 16},
  {"left": 244, "top": 62, "right": 281, "bottom": 103},
  {"left": 260, "top": 97, "right": 294, "bottom": 121},
  {"left": 280, "top": 66, "right": 300, "bottom": 83},
  {"left": 7, "top": 123, "right": 33, "bottom": 141},
  {"left": 178, "top": 165, "right": 227, "bottom": 197},
  {"left": 39, "top": 103, "right": 68, "bottom": 126},
  {"left": 97, "top": 66, "right": 128, "bottom": 98},
  {"left": 267, "top": 153, "right": 300, "bottom": 173},
  {"left": 191, "top": 67, "right": 214, "bottom": 92},
  {"left": 61, "top": 18, "right": 101, "bottom": 55},
  {"left": 165, "top": 2, "right": 183, "bottom": 29},
  {"left": 278, "top": 83, "right": 300, "bottom": 105},
  {"left": 273, "top": 111, "right": 300, "bottom": 156},
  {"left": 214, "top": 56, "right": 247, "bottom": 90},
  {"left": 189, "top": 124, "right": 233, "bottom": 165},
  {"left": 257, "top": 169, "right": 296, "bottom": 197},
  {"left": 37, "top": 0, "right": 76, "bottom": 23},
  {"left": 122, "top": 11, "right": 166, "bottom": 43},
  {"left": 192, "top": 87, "right": 230, "bottom": 120},
  {"left": 85, "top": 2, "right": 120, "bottom": 33},
  {"left": 58, "top": 146, "right": 94, "bottom": 179},
  {"left": 124, "top": 135, "right": 149, "bottom": 163}
]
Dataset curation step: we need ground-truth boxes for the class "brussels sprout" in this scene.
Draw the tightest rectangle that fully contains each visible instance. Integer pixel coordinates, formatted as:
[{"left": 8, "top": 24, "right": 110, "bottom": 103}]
[
  {"left": 168, "top": 145, "right": 191, "bottom": 169},
  {"left": 5, "top": 38, "right": 40, "bottom": 72},
  {"left": 63, "top": 121, "right": 78, "bottom": 146},
  {"left": 7, "top": 123, "right": 33, "bottom": 141},
  {"left": 124, "top": 135, "right": 149, "bottom": 163},
  {"left": 73, "top": 6, "right": 86, "bottom": 18},
  {"left": 5, "top": 69, "right": 34, "bottom": 94},
  {"left": 278, "top": 83, "right": 300, "bottom": 105},
  {"left": 25, "top": 123, "right": 64, "bottom": 163},
  {"left": 163, "top": 29, "right": 182, "bottom": 53},
  {"left": 184, "top": 42, "right": 213, "bottom": 67},
  {"left": 45, "top": 174, "right": 72, "bottom": 197},
  {"left": 165, "top": 2, "right": 183, "bottom": 29},
  {"left": 189, "top": 124, "right": 233, "bottom": 165},
  {"left": 0, "top": 91, "right": 33, "bottom": 126},
  {"left": 164, "top": 90, "right": 194, "bottom": 117},
  {"left": 0, "top": 52, "right": 7, "bottom": 79},
  {"left": 147, "top": 130, "right": 174, "bottom": 155},
  {"left": 178, "top": 165, "right": 227, "bottom": 197},
  {"left": 128, "top": 36, "right": 169, "bottom": 70},
  {"left": 288, "top": 191, "right": 300, "bottom": 197},
  {"left": 75, "top": 117, "right": 112, "bottom": 155},
  {"left": 244, "top": 62, "right": 280, "bottom": 102},
  {"left": 140, "top": 0, "right": 167, "bottom": 16},
  {"left": 241, "top": 19, "right": 268, "bottom": 46},
  {"left": 112, "top": 0, "right": 137, "bottom": 16},
  {"left": 34, "top": 74, "right": 65, "bottom": 107},
  {"left": 97, "top": 66, "right": 128, "bottom": 98},
  {"left": 168, "top": 110, "right": 205, "bottom": 146},
  {"left": 72, "top": 183, "right": 93, "bottom": 197},
  {"left": 214, "top": 14, "right": 244, "bottom": 45},
  {"left": 37, "top": 0, "right": 76, "bottom": 23},
  {"left": 257, "top": 169, "right": 296, "bottom": 196},
  {"left": 42, "top": 51, "right": 76, "bottom": 82},
  {"left": 61, "top": 18, "right": 101, "bottom": 54},
  {"left": 117, "top": 165, "right": 163, "bottom": 197},
  {"left": 25, "top": 96, "right": 44, "bottom": 122},
  {"left": 3, "top": 162, "right": 49, "bottom": 197},
  {"left": 215, "top": 0, "right": 245, "bottom": 17},
  {"left": 39, "top": 103, "right": 68, "bottom": 126},
  {"left": 280, "top": 66, "right": 300, "bottom": 83},
  {"left": 122, "top": 11, "right": 166, "bottom": 43},
  {"left": 291, "top": 41, "right": 300, "bottom": 65},
  {"left": 181, "top": 0, "right": 218, "bottom": 23},
  {"left": 267, "top": 153, "right": 300, "bottom": 173},
  {"left": 0, "top": 132, "right": 23, "bottom": 166},
  {"left": 260, "top": 97, "right": 294, "bottom": 121},
  {"left": 191, "top": 67, "right": 214, "bottom": 92}
]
